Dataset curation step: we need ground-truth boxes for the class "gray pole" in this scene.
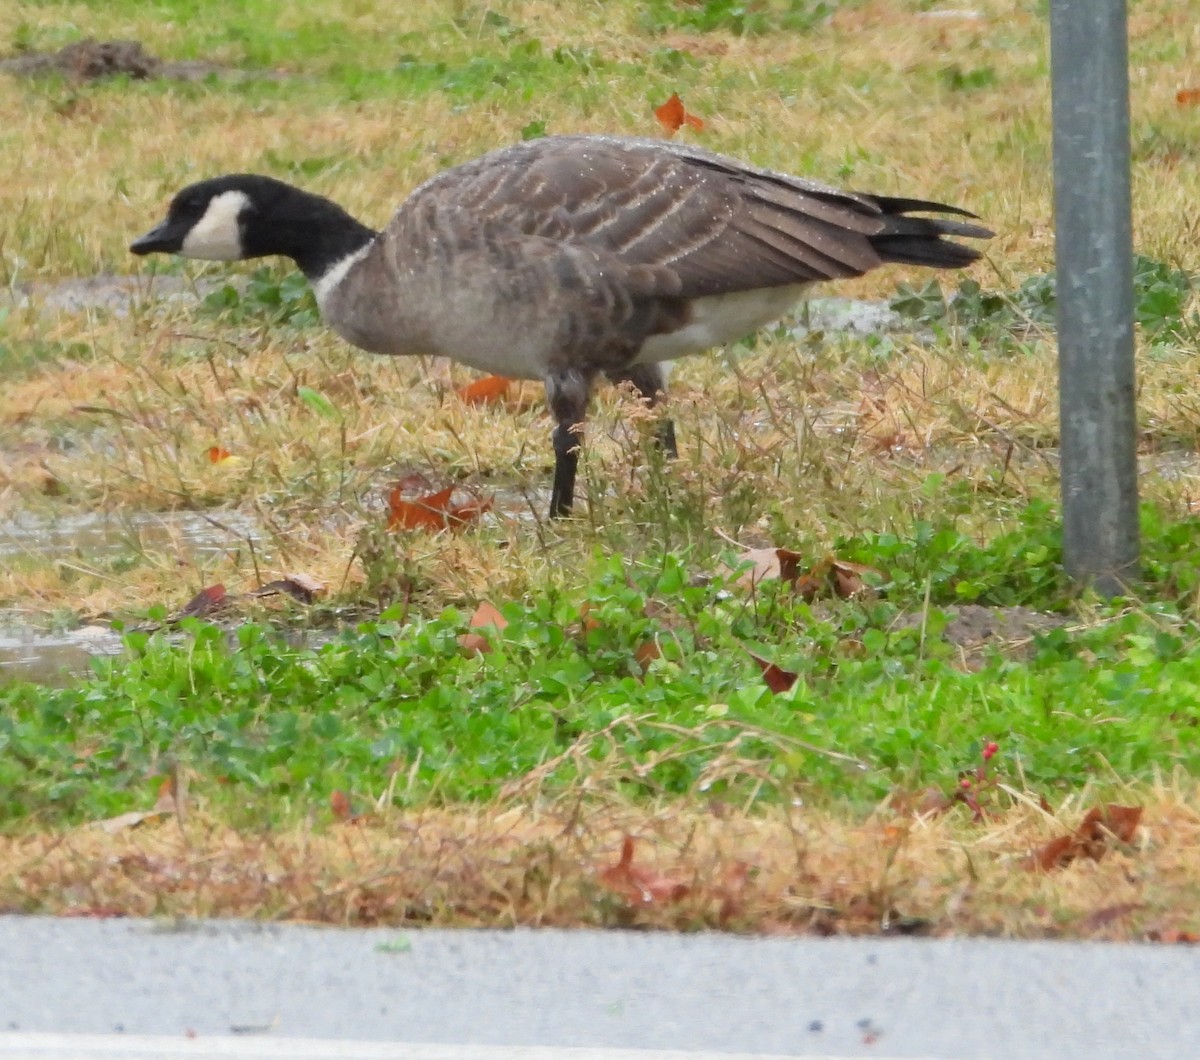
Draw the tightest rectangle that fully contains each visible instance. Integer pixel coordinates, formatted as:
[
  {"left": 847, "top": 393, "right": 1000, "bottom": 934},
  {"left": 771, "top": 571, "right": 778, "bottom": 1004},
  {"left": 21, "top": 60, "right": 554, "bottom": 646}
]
[{"left": 1049, "top": 0, "right": 1139, "bottom": 594}]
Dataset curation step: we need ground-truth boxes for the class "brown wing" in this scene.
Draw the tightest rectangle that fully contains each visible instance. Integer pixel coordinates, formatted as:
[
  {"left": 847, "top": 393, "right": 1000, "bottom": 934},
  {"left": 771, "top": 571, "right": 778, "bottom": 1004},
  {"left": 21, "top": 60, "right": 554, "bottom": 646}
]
[{"left": 398, "top": 135, "right": 905, "bottom": 299}]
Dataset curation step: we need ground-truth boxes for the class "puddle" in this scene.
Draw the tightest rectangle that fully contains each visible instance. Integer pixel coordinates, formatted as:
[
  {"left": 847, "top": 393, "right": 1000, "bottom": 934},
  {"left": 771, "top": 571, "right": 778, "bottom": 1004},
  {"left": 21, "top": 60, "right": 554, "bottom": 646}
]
[
  {"left": 0, "top": 509, "right": 262, "bottom": 684},
  {"left": 6, "top": 273, "right": 209, "bottom": 317},
  {"left": 0, "top": 621, "right": 125, "bottom": 686},
  {"left": 0, "top": 508, "right": 260, "bottom": 564},
  {"left": 790, "top": 297, "right": 919, "bottom": 340}
]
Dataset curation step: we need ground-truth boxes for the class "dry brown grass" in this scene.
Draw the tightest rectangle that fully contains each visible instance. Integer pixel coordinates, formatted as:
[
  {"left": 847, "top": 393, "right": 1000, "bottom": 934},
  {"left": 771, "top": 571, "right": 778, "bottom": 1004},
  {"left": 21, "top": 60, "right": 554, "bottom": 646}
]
[
  {"left": 3, "top": 782, "right": 1198, "bottom": 940},
  {"left": 2, "top": 3, "right": 1200, "bottom": 931}
]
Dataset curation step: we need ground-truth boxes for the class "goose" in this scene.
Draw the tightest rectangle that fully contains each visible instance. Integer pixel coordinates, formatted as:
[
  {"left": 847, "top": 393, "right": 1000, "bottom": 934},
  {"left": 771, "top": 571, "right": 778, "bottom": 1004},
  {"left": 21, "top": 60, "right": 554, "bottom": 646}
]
[{"left": 130, "top": 134, "right": 992, "bottom": 518}]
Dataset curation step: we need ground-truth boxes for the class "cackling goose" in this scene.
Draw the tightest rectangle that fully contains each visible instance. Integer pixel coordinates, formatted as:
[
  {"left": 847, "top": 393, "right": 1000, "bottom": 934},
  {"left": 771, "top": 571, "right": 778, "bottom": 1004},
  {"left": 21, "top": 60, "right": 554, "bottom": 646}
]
[{"left": 130, "top": 134, "right": 992, "bottom": 518}]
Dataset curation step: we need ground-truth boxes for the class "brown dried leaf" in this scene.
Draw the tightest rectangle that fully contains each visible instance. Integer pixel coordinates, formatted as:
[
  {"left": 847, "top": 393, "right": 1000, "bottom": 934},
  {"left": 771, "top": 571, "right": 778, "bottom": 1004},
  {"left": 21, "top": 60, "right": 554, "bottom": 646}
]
[
  {"left": 748, "top": 651, "right": 798, "bottom": 693},
  {"left": 1028, "top": 804, "right": 1143, "bottom": 872},
  {"left": 330, "top": 790, "right": 355, "bottom": 823},
  {"left": 387, "top": 484, "right": 456, "bottom": 531},
  {"left": 730, "top": 547, "right": 806, "bottom": 589},
  {"left": 598, "top": 836, "right": 689, "bottom": 907},
  {"left": 459, "top": 600, "right": 508, "bottom": 655},
  {"left": 456, "top": 374, "right": 512, "bottom": 405},
  {"left": 251, "top": 572, "right": 325, "bottom": 603},
  {"left": 93, "top": 809, "right": 169, "bottom": 835},
  {"left": 634, "top": 639, "right": 662, "bottom": 670},
  {"left": 1149, "top": 929, "right": 1200, "bottom": 944},
  {"left": 1080, "top": 804, "right": 1143, "bottom": 845},
  {"left": 654, "top": 92, "right": 705, "bottom": 135}
]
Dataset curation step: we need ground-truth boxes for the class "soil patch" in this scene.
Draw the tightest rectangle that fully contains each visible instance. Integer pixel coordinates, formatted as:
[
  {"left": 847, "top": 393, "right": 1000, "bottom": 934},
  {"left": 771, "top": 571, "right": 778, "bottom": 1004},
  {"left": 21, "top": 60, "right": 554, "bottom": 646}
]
[
  {"left": 895, "top": 603, "right": 1065, "bottom": 668},
  {"left": 0, "top": 38, "right": 282, "bottom": 83}
]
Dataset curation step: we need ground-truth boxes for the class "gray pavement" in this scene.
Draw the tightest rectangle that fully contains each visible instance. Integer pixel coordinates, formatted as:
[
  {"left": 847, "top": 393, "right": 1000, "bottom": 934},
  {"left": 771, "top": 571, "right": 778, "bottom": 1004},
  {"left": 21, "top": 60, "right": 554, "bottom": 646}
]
[{"left": 0, "top": 917, "right": 1194, "bottom": 1058}]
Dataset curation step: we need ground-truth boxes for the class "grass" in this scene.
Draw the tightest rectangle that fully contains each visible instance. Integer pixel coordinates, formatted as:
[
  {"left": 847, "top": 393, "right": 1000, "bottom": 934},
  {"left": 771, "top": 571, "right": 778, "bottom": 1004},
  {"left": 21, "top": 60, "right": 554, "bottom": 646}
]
[{"left": 2, "top": 0, "right": 1200, "bottom": 933}]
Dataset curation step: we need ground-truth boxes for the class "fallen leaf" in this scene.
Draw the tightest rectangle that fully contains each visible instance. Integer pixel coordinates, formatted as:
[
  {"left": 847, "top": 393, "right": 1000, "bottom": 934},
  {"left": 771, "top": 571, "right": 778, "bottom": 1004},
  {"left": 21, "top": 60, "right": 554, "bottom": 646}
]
[
  {"left": 93, "top": 809, "right": 170, "bottom": 835},
  {"left": 1148, "top": 929, "right": 1200, "bottom": 944},
  {"left": 457, "top": 375, "right": 512, "bottom": 405},
  {"left": 1079, "top": 803, "right": 1142, "bottom": 845},
  {"left": 446, "top": 494, "right": 494, "bottom": 526},
  {"left": 388, "top": 484, "right": 455, "bottom": 531},
  {"left": 748, "top": 651, "right": 798, "bottom": 693},
  {"left": 830, "top": 559, "right": 880, "bottom": 599},
  {"left": 330, "top": 790, "right": 356, "bottom": 823},
  {"left": 250, "top": 573, "right": 325, "bottom": 603},
  {"left": 796, "top": 557, "right": 883, "bottom": 602},
  {"left": 654, "top": 92, "right": 705, "bottom": 135},
  {"left": 459, "top": 600, "right": 508, "bottom": 654},
  {"left": 729, "top": 546, "right": 806, "bottom": 589},
  {"left": 598, "top": 836, "right": 689, "bottom": 906},
  {"left": 177, "top": 584, "right": 228, "bottom": 619},
  {"left": 634, "top": 639, "right": 661, "bottom": 670},
  {"left": 1027, "top": 803, "right": 1143, "bottom": 871},
  {"left": 1176, "top": 87, "right": 1200, "bottom": 106},
  {"left": 388, "top": 484, "right": 491, "bottom": 531}
]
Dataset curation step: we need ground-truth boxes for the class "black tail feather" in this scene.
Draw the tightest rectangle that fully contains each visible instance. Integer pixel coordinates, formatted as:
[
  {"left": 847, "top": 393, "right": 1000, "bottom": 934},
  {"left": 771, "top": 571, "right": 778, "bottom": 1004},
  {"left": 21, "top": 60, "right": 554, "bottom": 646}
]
[{"left": 867, "top": 195, "right": 993, "bottom": 269}]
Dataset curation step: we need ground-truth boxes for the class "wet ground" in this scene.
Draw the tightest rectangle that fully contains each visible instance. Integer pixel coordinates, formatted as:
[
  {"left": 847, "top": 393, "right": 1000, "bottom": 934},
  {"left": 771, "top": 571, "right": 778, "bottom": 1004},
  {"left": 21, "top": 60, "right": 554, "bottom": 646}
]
[
  {"left": 5, "top": 272, "right": 1200, "bottom": 687},
  {"left": 0, "top": 509, "right": 261, "bottom": 685}
]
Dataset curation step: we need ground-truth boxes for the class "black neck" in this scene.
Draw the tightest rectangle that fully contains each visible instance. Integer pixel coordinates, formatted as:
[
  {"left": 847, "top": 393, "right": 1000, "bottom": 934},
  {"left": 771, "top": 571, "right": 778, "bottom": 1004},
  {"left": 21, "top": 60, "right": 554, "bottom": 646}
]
[{"left": 242, "top": 184, "right": 378, "bottom": 282}]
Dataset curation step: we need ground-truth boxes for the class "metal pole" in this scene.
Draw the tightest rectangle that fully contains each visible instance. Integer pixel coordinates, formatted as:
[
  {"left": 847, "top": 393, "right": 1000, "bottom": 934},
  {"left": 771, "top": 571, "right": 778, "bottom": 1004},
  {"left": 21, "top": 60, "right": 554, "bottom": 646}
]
[{"left": 1049, "top": 0, "right": 1139, "bottom": 595}]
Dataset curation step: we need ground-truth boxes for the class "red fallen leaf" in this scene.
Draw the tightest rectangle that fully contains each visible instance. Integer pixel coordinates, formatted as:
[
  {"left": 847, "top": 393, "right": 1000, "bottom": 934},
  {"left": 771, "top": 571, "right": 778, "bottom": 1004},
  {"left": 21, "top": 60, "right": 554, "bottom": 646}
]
[
  {"left": 178, "top": 584, "right": 227, "bottom": 618},
  {"left": 1176, "top": 87, "right": 1200, "bottom": 106},
  {"left": 654, "top": 92, "right": 705, "bottom": 135},
  {"left": 634, "top": 638, "right": 661, "bottom": 670},
  {"left": 1028, "top": 804, "right": 1143, "bottom": 872},
  {"left": 388, "top": 484, "right": 455, "bottom": 530},
  {"left": 748, "top": 651, "right": 798, "bottom": 693},
  {"left": 206, "top": 445, "right": 233, "bottom": 464},
  {"left": 388, "top": 484, "right": 491, "bottom": 531},
  {"left": 330, "top": 790, "right": 355, "bottom": 823},
  {"left": 1149, "top": 929, "right": 1200, "bottom": 944},
  {"left": 598, "top": 836, "right": 689, "bottom": 906},
  {"left": 1079, "top": 803, "right": 1142, "bottom": 844},
  {"left": 457, "top": 375, "right": 512, "bottom": 405},
  {"left": 459, "top": 600, "right": 508, "bottom": 654},
  {"left": 446, "top": 494, "right": 494, "bottom": 527}
]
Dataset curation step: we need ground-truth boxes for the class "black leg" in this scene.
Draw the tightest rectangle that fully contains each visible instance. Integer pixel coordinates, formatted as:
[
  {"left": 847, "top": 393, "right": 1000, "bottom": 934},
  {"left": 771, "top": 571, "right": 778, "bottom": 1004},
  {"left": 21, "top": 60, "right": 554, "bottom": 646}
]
[
  {"left": 606, "top": 362, "right": 677, "bottom": 458},
  {"left": 545, "top": 368, "right": 594, "bottom": 518}
]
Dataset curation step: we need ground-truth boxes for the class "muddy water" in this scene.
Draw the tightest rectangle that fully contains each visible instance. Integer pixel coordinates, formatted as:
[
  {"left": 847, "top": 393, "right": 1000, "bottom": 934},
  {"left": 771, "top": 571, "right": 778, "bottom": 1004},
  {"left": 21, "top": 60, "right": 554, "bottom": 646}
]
[{"left": 0, "top": 509, "right": 260, "bottom": 685}]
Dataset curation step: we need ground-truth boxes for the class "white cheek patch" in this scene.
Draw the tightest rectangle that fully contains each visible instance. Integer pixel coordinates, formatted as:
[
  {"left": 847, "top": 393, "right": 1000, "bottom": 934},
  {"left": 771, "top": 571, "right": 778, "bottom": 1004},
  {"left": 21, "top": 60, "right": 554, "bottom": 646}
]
[{"left": 180, "top": 190, "right": 251, "bottom": 260}]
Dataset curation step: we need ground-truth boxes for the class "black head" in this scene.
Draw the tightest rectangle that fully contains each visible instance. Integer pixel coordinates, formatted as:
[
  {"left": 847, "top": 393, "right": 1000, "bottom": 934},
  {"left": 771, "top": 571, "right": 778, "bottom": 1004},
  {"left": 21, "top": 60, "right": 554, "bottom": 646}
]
[
  {"left": 129, "top": 174, "right": 304, "bottom": 261},
  {"left": 130, "top": 174, "right": 377, "bottom": 280}
]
